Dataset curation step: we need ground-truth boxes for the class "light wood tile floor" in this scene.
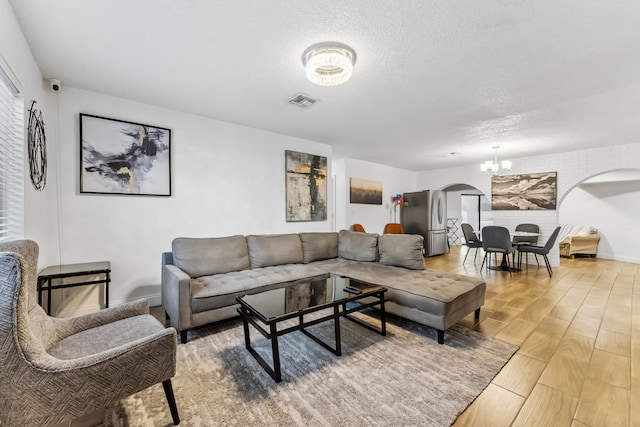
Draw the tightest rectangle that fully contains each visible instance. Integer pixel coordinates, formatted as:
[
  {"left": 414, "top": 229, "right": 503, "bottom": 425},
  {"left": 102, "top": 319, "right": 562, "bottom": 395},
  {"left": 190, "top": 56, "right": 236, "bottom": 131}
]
[
  {"left": 152, "top": 246, "right": 638, "bottom": 426},
  {"left": 432, "top": 246, "right": 640, "bottom": 427}
]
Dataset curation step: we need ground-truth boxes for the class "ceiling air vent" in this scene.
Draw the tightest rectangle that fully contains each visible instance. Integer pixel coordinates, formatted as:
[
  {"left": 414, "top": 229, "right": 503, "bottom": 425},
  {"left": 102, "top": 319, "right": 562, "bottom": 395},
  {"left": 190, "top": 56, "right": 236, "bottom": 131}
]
[{"left": 288, "top": 93, "right": 318, "bottom": 108}]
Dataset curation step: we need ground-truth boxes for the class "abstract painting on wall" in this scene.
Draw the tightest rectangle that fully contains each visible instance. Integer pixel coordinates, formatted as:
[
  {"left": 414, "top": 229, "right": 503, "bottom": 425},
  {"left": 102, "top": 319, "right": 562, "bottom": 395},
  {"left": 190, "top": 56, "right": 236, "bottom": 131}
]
[
  {"left": 349, "top": 178, "right": 383, "bottom": 205},
  {"left": 285, "top": 150, "right": 327, "bottom": 221},
  {"left": 491, "top": 172, "right": 557, "bottom": 210},
  {"left": 80, "top": 113, "right": 171, "bottom": 196}
]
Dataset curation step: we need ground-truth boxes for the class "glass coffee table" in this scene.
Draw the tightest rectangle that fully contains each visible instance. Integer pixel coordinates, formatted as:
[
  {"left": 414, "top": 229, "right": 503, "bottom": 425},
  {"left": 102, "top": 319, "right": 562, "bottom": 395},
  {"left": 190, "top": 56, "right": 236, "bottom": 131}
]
[{"left": 236, "top": 275, "right": 387, "bottom": 383}]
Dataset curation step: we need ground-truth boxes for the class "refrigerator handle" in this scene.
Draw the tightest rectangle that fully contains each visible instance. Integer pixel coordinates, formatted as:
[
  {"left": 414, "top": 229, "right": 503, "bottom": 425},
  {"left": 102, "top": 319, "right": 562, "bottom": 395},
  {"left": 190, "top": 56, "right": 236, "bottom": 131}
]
[{"left": 437, "top": 197, "right": 443, "bottom": 224}]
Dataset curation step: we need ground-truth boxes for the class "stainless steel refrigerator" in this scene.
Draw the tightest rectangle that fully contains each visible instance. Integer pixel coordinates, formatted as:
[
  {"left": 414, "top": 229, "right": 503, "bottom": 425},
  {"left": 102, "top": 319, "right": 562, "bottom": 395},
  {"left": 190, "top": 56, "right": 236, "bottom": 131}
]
[{"left": 401, "top": 190, "right": 449, "bottom": 256}]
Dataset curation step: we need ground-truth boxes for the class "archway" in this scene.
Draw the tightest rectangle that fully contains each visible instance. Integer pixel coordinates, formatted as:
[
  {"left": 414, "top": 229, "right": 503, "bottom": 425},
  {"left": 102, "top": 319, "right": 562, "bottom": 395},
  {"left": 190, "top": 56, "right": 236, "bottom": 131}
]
[
  {"left": 559, "top": 168, "right": 640, "bottom": 263},
  {"left": 441, "top": 183, "right": 489, "bottom": 247}
]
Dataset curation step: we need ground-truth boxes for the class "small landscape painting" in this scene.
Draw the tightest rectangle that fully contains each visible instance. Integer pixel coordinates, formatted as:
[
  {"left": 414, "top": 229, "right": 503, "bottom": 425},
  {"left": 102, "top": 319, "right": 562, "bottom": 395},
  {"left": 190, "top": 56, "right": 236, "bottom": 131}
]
[
  {"left": 350, "top": 178, "right": 383, "bottom": 205},
  {"left": 491, "top": 172, "right": 557, "bottom": 210},
  {"left": 80, "top": 114, "right": 171, "bottom": 196},
  {"left": 285, "top": 150, "right": 327, "bottom": 221}
]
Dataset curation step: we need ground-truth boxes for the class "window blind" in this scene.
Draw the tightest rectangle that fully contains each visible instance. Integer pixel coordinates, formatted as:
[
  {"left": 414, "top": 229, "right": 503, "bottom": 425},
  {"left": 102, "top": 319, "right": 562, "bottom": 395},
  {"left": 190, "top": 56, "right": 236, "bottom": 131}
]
[{"left": 0, "top": 63, "right": 24, "bottom": 242}]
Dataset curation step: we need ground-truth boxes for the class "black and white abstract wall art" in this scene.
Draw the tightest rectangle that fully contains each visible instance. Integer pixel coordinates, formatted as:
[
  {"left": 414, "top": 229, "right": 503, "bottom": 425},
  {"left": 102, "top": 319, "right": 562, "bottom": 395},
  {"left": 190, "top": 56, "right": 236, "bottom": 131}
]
[
  {"left": 285, "top": 150, "right": 327, "bottom": 221},
  {"left": 491, "top": 171, "right": 557, "bottom": 210},
  {"left": 80, "top": 114, "right": 171, "bottom": 196}
]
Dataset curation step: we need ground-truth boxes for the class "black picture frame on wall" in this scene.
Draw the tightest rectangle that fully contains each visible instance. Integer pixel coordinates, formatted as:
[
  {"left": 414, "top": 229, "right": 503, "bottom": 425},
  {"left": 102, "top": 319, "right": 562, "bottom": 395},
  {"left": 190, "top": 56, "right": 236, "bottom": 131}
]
[{"left": 79, "top": 113, "right": 171, "bottom": 196}]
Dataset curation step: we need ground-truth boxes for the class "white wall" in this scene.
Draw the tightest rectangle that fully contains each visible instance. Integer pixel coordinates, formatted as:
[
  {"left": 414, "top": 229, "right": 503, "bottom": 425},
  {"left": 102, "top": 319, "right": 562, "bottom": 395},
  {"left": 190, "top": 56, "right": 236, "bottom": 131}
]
[
  {"left": 417, "top": 143, "right": 640, "bottom": 266},
  {"left": 45, "top": 86, "right": 332, "bottom": 312},
  {"left": 560, "top": 178, "right": 640, "bottom": 263},
  {"left": 1, "top": 0, "right": 59, "bottom": 269},
  {"left": 445, "top": 188, "right": 484, "bottom": 246},
  {"left": 333, "top": 158, "right": 416, "bottom": 234}
]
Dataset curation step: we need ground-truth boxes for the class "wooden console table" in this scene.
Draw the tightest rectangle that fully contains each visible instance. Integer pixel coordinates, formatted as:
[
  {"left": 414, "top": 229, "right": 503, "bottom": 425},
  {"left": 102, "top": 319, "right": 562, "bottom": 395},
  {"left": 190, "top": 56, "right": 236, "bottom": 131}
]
[{"left": 37, "top": 261, "right": 111, "bottom": 315}]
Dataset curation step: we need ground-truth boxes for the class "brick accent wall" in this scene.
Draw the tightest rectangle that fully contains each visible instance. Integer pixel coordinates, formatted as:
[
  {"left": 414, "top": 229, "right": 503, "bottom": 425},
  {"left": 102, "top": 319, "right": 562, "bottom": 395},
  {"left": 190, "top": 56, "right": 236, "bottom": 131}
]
[{"left": 417, "top": 142, "right": 640, "bottom": 267}]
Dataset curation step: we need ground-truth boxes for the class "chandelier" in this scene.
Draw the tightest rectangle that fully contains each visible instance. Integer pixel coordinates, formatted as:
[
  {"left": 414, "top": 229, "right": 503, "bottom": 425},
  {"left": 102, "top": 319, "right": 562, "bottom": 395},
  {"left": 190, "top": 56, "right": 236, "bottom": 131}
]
[
  {"left": 480, "top": 146, "right": 512, "bottom": 175},
  {"left": 302, "top": 42, "right": 356, "bottom": 87}
]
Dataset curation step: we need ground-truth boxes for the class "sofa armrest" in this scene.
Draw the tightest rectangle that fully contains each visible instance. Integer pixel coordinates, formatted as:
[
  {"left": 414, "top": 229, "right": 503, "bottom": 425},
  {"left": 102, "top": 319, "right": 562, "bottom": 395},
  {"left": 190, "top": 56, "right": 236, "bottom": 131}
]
[
  {"left": 561, "top": 234, "right": 600, "bottom": 256},
  {"left": 161, "top": 264, "right": 192, "bottom": 331},
  {"left": 569, "top": 234, "right": 600, "bottom": 244}
]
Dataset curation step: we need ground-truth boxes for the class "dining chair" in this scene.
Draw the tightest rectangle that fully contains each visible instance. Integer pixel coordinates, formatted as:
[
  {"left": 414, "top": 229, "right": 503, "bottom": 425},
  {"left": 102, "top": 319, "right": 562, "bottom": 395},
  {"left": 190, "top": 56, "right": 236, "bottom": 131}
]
[
  {"left": 518, "top": 226, "right": 562, "bottom": 276},
  {"left": 512, "top": 223, "right": 540, "bottom": 266},
  {"left": 353, "top": 224, "right": 366, "bottom": 232},
  {"left": 480, "top": 226, "right": 516, "bottom": 275},
  {"left": 383, "top": 223, "right": 404, "bottom": 234},
  {"left": 461, "top": 223, "right": 482, "bottom": 263}
]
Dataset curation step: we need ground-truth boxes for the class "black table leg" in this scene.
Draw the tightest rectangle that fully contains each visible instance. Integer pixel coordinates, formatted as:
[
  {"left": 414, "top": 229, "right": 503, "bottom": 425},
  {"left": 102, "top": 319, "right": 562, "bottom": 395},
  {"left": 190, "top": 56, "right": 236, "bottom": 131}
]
[
  {"left": 333, "top": 305, "right": 342, "bottom": 356},
  {"left": 37, "top": 278, "right": 43, "bottom": 306},
  {"left": 270, "top": 323, "right": 282, "bottom": 383},
  {"left": 47, "top": 278, "right": 52, "bottom": 315},
  {"left": 379, "top": 292, "right": 387, "bottom": 336},
  {"left": 105, "top": 269, "right": 110, "bottom": 308},
  {"left": 241, "top": 307, "right": 251, "bottom": 349}
]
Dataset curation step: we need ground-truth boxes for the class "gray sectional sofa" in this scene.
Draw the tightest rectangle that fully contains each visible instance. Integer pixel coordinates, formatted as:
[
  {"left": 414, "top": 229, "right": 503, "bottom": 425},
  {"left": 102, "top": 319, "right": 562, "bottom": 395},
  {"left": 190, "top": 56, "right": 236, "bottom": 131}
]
[{"left": 161, "top": 230, "right": 486, "bottom": 344}]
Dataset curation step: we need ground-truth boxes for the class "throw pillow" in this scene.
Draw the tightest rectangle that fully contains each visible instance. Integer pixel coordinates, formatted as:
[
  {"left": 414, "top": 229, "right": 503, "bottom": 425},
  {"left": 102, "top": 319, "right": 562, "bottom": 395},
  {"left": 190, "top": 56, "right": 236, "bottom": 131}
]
[
  {"left": 378, "top": 234, "right": 425, "bottom": 270},
  {"left": 338, "top": 229, "right": 379, "bottom": 262},
  {"left": 299, "top": 232, "right": 339, "bottom": 263},
  {"left": 172, "top": 235, "right": 250, "bottom": 277},
  {"left": 247, "top": 234, "right": 303, "bottom": 268}
]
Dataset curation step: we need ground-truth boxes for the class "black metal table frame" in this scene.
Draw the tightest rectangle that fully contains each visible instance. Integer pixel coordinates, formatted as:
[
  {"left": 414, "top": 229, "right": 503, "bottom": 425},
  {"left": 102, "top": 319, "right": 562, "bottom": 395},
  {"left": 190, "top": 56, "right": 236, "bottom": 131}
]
[
  {"left": 487, "top": 252, "right": 519, "bottom": 272},
  {"left": 237, "top": 286, "right": 387, "bottom": 383},
  {"left": 37, "top": 262, "right": 111, "bottom": 315}
]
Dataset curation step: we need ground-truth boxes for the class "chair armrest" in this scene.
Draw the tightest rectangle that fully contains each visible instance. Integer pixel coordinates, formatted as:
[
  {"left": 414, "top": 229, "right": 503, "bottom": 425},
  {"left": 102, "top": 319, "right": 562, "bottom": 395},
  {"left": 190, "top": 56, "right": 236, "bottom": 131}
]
[
  {"left": 35, "top": 326, "right": 176, "bottom": 371},
  {"left": 161, "top": 264, "right": 192, "bottom": 331},
  {"left": 21, "top": 326, "right": 177, "bottom": 418},
  {"left": 47, "top": 299, "right": 151, "bottom": 339}
]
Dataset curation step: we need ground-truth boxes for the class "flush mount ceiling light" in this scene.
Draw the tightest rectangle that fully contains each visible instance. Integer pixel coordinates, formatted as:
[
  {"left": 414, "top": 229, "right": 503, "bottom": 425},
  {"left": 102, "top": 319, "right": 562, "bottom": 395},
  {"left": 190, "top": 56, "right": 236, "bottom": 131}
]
[
  {"left": 480, "top": 146, "right": 512, "bottom": 175},
  {"left": 302, "top": 42, "right": 356, "bottom": 87}
]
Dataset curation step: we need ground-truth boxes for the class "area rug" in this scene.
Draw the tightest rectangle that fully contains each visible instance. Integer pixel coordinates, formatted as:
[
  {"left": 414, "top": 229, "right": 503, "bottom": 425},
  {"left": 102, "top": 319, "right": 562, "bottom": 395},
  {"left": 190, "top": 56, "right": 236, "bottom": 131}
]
[{"left": 109, "top": 312, "right": 517, "bottom": 426}]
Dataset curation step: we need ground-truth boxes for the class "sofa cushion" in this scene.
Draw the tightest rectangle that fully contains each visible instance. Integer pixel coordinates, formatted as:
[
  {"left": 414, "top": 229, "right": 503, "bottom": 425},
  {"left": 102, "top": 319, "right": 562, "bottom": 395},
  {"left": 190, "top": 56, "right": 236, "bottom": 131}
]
[
  {"left": 378, "top": 234, "right": 425, "bottom": 270},
  {"left": 338, "top": 230, "right": 379, "bottom": 262},
  {"left": 190, "top": 264, "right": 328, "bottom": 313},
  {"left": 316, "top": 258, "right": 485, "bottom": 317},
  {"left": 247, "top": 234, "right": 303, "bottom": 268},
  {"left": 299, "top": 232, "right": 339, "bottom": 263},
  {"left": 172, "top": 236, "right": 249, "bottom": 278}
]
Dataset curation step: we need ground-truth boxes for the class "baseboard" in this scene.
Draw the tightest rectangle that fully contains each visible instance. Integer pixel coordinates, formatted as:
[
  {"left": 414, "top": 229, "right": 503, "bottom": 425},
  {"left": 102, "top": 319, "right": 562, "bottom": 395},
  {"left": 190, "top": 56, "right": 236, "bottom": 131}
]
[
  {"left": 111, "top": 293, "right": 163, "bottom": 308},
  {"left": 597, "top": 253, "right": 640, "bottom": 264}
]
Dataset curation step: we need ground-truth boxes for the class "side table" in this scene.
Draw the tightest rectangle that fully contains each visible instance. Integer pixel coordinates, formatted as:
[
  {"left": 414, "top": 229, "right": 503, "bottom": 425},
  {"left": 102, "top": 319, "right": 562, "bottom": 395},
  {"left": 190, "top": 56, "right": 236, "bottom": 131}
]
[{"left": 37, "top": 261, "right": 111, "bottom": 315}]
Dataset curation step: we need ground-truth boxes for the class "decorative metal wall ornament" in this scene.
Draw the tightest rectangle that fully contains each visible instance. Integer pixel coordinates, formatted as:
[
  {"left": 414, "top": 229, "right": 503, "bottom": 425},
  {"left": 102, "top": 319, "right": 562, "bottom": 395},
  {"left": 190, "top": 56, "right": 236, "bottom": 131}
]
[{"left": 28, "top": 101, "right": 47, "bottom": 190}]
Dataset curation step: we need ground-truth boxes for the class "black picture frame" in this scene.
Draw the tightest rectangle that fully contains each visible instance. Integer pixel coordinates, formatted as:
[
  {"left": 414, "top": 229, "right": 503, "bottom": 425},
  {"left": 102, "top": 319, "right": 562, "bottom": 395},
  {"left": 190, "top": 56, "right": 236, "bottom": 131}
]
[{"left": 79, "top": 113, "right": 171, "bottom": 196}]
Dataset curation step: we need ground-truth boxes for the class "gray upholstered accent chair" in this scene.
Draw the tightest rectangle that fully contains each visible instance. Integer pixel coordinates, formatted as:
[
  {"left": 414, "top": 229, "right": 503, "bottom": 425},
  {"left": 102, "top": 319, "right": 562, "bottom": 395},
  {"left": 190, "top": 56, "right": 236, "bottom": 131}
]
[{"left": 0, "top": 240, "right": 180, "bottom": 426}]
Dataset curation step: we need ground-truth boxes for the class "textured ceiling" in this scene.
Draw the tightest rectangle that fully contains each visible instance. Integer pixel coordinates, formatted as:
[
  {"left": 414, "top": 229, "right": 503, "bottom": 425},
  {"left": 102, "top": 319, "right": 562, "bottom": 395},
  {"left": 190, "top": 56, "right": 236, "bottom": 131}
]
[{"left": 9, "top": 0, "right": 640, "bottom": 170}]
